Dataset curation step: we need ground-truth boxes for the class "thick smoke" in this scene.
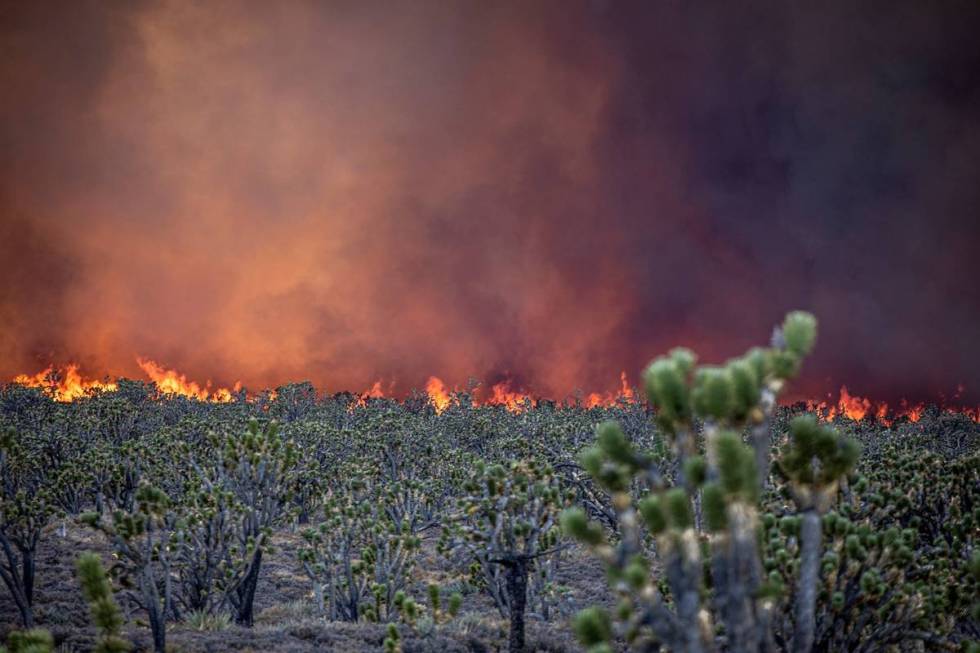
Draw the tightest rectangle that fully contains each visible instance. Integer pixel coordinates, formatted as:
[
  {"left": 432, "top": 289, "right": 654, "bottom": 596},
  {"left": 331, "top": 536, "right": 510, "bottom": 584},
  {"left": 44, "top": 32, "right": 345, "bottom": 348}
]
[{"left": 1, "top": 0, "right": 978, "bottom": 402}]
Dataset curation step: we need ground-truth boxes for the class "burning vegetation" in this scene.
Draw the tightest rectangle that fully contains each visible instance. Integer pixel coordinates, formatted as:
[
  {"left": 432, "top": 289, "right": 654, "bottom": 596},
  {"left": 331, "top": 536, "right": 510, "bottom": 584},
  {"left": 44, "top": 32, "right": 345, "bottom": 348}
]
[{"left": 8, "top": 362, "right": 977, "bottom": 424}]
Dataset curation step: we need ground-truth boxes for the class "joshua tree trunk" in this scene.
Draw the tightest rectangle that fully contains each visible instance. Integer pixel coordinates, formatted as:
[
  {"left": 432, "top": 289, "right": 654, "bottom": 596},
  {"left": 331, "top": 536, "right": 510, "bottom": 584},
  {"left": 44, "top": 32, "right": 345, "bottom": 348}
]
[
  {"left": 504, "top": 557, "right": 529, "bottom": 653},
  {"left": 0, "top": 536, "right": 35, "bottom": 628},
  {"left": 751, "top": 387, "right": 776, "bottom": 492},
  {"left": 793, "top": 509, "right": 821, "bottom": 653},
  {"left": 235, "top": 548, "right": 263, "bottom": 626},
  {"left": 140, "top": 568, "right": 166, "bottom": 653}
]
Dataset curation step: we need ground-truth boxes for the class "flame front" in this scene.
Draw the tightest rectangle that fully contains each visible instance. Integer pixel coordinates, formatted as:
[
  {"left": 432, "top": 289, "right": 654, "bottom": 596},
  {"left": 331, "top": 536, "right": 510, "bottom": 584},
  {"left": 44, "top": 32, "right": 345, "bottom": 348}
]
[
  {"left": 838, "top": 386, "right": 871, "bottom": 420},
  {"left": 7, "top": 363, "right": 978, "bottom": 423},
  {"left": 802, "top": 386, "right": 974, "bottom": 424},
  {"left": 584, "top": 371, "right": 635, "bottom": 408},
  {"left": 12, "top": 364, "right": 117, "bottom": 402},
  {"left": 136, "top": 358, "right": 239, "bottom": 402},
  {"left": 487, "top": 381, "right": 535, "bottom": 412}
]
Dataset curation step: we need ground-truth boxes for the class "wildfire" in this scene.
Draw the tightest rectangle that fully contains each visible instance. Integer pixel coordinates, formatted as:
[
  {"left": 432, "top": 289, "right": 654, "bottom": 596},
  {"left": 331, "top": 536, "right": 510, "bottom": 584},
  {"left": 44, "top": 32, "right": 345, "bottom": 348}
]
[
  {"left": 425, "top": 376, "right": 454, "bottom": 413},
  {"left": 805, "top": 386, "right": 977, "bottom": 425},
  {"left": 12, "top": 364, "right": 118, "bottom": 402},
  {"left": 420, "top": 371, "right": 635, "bottom": 414},
  {"left": 584, "top": 371, "right": 635, "bottom": 408},
  {"left": 11, "top": 360, "right": 240, "bottom": 403},
  {"left": 360, "top": 380, "right": 385, "bottom": 401},
  {"left": 838, "top": 385, "right": 872, "bottom": 421},
  {"left": 136, "top": 358, "right": 239, "bottom": 402},
  {"left": 7, "top": 363, "right": 978, "bottom": 423},
  {"left": 487, "top": 381, "right": 536, "bottom": 412},
  {"left": 352, "top": 380, "right": 388, "bottom": 408}
]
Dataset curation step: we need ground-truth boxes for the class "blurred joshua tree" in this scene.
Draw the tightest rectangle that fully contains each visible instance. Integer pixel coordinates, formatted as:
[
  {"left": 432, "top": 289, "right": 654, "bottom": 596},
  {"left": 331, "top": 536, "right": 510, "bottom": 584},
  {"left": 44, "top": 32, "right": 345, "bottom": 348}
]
[
  {"left": 0, "top": 628, "right": 53, "bottom": 653},
  {"left": 563, "top": 311, "right": 861, "bottom": 653},
  {"left": 76, "top": 552, "right": 129, "bottom": 653},
  {"left": 441, "top": 458, "right": 569, "bottom": 653}
]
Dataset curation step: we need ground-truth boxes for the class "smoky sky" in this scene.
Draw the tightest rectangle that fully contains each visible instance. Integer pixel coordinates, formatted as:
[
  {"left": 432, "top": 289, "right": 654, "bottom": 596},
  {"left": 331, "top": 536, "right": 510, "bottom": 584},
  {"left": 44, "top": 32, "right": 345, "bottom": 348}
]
[{"left": 1, "top": 0, "right": 979, "bottom": 403}]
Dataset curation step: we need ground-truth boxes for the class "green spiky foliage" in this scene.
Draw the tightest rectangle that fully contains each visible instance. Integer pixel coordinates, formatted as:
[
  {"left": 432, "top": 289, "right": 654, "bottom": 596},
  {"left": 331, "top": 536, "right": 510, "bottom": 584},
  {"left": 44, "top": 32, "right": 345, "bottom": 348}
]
[
  {"left": 423, "top": 582, "right": 464, "bottom": 626},
  {"left": 76, "top": 552, "right": 130, "bottom": 653},
  {"left": 441, "top": 458, "right": 569, "bottom": 653},
  {"left": 298, "top": 469, "right": 421, "bottom": 623},
  {"left": 86, "top": 439, "right": 148, "bottom": 516},
  {"left": 774, "top": 416, "right": 859, "bottom": 652},
  {"left": 383, "top": 622, "right": 402, "bottom": 653},
  {"left": 81, "top": 484, "right": 172, "bottom": 653},
  {"left": 563, "top": 311, "right": 835, "bottom": 653},
  {"left": 761, "top": 443, "right": 978, "bottom": 650},
  {"left": 350, "top": 407, "right": 456, "bottom": 536},
  {"left": 268, "top": 382, "right": 318, "bottom": 422},
  {"left": 0, "top": 428, "right": 55, "bottom": 628},
  {"left": 177, "top": 418, "right": 297, "bottom": 627},
  {"left": 0, "top": 628, "right": 53, "bottom": 653}
]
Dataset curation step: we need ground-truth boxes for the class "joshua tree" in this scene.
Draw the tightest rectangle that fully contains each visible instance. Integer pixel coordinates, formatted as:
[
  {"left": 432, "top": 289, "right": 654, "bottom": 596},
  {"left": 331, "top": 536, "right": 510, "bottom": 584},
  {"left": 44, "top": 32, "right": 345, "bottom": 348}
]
[
  {"left": 182, "top": 419, "right": 297, "bottom": 626},
  {"left": 82, "top": 485, "right": 172, "bottom": 653},
  {"left": 563, "top": 311, "right": 860, "bottom": 653},
  {"left": 776, "top": 415, "right": 859, "bottom": 651},
  {"left": 441, "top": 458, "right": 568, "bottom": 653},
  {"left": 0, "top": 428, "right": 54, "bottom": 628},
  {"left": 298, "top": 471, "right": 421, "bottom": 623}
]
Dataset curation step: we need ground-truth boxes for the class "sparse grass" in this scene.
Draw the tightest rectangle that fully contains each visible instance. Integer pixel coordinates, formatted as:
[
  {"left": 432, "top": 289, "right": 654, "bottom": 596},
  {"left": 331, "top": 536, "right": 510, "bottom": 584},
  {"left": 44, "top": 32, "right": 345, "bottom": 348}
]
[
  {"left": 255, "top": 599, "right": 316, "bottom": 626},
  {"left": 183, "top": 609, "right": 232, "bottom": 632}
]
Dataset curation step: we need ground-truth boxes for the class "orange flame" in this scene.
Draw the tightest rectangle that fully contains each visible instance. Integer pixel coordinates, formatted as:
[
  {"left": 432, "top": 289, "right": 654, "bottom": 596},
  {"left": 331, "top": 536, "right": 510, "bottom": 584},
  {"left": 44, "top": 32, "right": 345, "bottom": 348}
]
[
  {"left": 583, "top": 371, "right": 635, "bottom": 408},
  {"left": 806, "top": 387, "right": 976, "bottom": 424},
  {"left": 486, "top": 380, "right": 536, "bottom": 412},
  {"left": 423, "top": 372, "right": 634, "bottom": 414},
  {"left": 352, "top": 380, "right": 387, "bottom": 408},
  {"left": 136, "top": 358, "right": 238, "bottom": 402},
  {"left": 425, "top": 376, "right": 453, "bottom": 413},
  {"left": 899, "top": 398, "right": 925, "bottom": 423},
  {"left": 360, "top": 380, "right": 385, "bottom": 401},
  {"left": 8, "top": 363, "right": 978, "bottom": 423},
  {"left": 838, "top": 385, "right": 871, "bottom": 421},
  {"left": 12, "top": 364, "right": 117, "bottom": 402}
]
